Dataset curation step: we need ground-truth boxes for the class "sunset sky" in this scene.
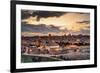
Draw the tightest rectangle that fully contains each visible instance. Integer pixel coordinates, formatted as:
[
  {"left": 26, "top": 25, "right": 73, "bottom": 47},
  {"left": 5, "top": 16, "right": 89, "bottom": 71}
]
[{"left": 21, "top": 10, "right": 90, "bottom": 36}]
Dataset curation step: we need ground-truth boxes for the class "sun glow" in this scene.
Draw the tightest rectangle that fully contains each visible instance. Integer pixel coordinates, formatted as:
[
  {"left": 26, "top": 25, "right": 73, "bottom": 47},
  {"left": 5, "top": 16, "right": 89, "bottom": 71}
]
[{"left": 22, "top": 13, "right": 89, "bottom": 32}]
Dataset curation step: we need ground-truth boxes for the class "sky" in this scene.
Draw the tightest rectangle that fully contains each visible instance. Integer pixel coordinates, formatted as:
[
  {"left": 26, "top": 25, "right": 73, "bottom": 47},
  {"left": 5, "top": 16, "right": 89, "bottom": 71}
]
[{"left": 21, "top": 10, "right": 90, "bottom": 36}]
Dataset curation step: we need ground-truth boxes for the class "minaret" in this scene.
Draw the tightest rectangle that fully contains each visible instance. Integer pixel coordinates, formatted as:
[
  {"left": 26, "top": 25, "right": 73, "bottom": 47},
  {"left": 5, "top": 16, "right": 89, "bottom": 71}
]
[
  {"left": 48, "top": 33, "right": 52, "bottom": 41},
  {"left": 49, "top": 33, "right": 51, "bottom": 38}
]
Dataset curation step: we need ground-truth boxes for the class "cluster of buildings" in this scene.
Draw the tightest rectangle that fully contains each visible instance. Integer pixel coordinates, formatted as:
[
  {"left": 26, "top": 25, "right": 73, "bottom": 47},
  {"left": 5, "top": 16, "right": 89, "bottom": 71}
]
[{"left": 21, "top": 34, "right": 90, "bottom": 55}]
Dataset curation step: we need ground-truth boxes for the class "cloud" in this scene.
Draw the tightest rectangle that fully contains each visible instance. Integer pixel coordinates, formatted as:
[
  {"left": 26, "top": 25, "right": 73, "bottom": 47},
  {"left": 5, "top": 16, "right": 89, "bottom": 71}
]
[
  {"left": 21, "top": 22, "right": 90, "bottom": 36},
  {"left": 69, "top": 29, "right": 90, "bottom": 35},
  {"left": 77, "top": 13, "right": 90, "bottom": 15},
  {"left": 80, "top": 29, "right": 90, "bottom": 35},
  {"left": 21, "top": 23, "right": 69, "bottom": 36},
  {"left": 21, "top": 23, "right": 63, "bottom": 34},
  {"left": 21, "top": 10, "right": 90, "bottom": 36},
  {"left": 21, "top": 10, "right": 66, "bottom": 21},
  {"left": 76, "top": 20, "right": 90, "bottom": 24}
]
